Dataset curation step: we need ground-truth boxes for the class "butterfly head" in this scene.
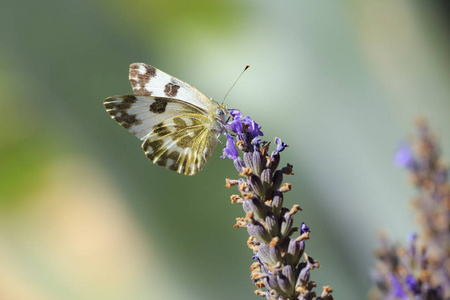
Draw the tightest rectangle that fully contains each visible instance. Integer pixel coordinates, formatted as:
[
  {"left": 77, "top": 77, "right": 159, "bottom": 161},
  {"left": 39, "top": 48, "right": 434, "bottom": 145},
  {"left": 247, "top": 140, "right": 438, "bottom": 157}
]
[
  {"left": 208, "top": 99, "right": 227, "bottom": 134},
  {"left": 215, "top": 104, "right": 228, "bottom": 123}
]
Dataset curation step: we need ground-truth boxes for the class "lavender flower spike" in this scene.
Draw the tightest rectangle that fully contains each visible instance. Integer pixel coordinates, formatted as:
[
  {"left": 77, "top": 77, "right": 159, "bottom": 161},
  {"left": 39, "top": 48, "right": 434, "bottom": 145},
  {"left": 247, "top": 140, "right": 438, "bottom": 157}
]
[
  {"left": 370, "top": 120, "right": 450, "bottom": 300},
  {"left": 223, "top": 109, "right": 333, "bottom": 299}
]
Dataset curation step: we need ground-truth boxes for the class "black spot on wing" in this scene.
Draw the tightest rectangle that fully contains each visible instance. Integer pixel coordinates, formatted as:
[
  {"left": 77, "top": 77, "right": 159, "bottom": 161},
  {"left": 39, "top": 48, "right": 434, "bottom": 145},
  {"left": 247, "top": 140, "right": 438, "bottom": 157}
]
[
  {"left": 164, "top": 82, "right": 180, "bottom": 97},
  {"left": 142, "top": 139, "right": 163, "bottom": 158},
  {"left": 149, "top": 98, "right": 169, "bottom": 114},
  {"left": 129, "top": 63, "right": 156, "bottom": 79},
  {"left": 104, "top": 95, "right": 141, "bottom": 129}
]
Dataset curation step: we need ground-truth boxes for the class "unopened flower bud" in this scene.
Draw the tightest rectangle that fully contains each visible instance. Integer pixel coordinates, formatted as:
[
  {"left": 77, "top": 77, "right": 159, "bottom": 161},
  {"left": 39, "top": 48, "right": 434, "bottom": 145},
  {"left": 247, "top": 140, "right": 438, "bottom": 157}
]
[
  {"left": 249, "top": 175, "right": 265, "bottom": 198},
  {"left": 280, "top": 210, "right": 293, "bottom": 237},
  {"left": 247, "top": 221, "right": 271, "bottom": 243},
  {"left": 272, "top": 170, "right": 283, "bottom": 191},
  {"left": 272, "top": 191, "right": 283, "bottom": 215},
  {"left": 265, "top": 212, "right": 279, "bottom": 237}
]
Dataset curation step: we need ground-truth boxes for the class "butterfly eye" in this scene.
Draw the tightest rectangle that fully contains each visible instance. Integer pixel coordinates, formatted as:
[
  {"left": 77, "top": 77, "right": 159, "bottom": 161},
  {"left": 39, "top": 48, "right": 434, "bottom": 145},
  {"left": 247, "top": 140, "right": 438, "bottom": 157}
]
[{"left": 216, "top": 108, "right": 225, "bottom": 116}]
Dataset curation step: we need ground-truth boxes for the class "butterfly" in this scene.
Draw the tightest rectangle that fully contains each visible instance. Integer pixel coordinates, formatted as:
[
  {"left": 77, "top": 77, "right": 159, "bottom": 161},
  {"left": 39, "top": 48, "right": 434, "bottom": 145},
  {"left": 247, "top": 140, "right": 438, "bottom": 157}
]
[{"left": 103, "top": 63, "right": 228, "bottom": 175}]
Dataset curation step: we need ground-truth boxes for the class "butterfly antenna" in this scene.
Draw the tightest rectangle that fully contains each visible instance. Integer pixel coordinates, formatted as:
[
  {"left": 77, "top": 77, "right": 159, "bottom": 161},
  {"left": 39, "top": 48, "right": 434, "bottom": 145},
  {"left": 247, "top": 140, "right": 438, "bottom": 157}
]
[{"left": 222, "top": 64, "right": 250, "bottom": 105}]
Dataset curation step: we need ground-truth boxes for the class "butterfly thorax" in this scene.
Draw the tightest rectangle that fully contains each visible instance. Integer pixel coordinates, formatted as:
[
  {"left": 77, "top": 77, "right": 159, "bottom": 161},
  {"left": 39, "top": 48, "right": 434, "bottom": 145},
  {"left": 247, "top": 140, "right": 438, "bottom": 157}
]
[{"left": 208, "top": 105, "right": 227, "bottom": 136}]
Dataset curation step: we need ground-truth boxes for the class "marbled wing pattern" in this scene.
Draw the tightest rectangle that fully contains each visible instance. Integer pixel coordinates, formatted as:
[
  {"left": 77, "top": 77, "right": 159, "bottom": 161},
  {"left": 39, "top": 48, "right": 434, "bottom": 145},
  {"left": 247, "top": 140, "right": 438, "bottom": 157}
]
[
  {"left": 142, "top": 114, "right": 218, "bottom": 175},
  {"left": 103, "top": 95, "right": 218, "bottom": 175},
  {"left": 129, "top": 63, "right": 212, "bottom": 111}
]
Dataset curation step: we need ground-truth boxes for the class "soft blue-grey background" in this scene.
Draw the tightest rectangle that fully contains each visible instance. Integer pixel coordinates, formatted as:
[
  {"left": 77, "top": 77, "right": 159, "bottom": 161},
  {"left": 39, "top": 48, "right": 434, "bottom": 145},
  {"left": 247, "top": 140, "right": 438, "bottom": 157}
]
[{"left": 1, "top": 1, "right": 450, "bottom": 299}]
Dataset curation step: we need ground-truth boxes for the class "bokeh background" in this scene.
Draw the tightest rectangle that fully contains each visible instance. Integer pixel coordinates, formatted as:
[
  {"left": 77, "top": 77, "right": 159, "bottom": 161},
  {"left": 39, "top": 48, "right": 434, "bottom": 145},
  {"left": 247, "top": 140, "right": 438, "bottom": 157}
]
[{"left": 1, "top": 1, "right": 450, "bottom": 299}]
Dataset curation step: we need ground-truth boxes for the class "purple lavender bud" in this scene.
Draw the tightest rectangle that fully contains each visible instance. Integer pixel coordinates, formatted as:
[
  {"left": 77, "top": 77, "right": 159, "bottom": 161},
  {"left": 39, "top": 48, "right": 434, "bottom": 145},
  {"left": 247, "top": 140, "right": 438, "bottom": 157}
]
[
  {"left": 242, "top": 200, "right": 253, "bottom": 214},
  {"left": 252, "top": 148, "right": 265, "bottom": 176},
  {"left": 261, "top": 168, "right": 272, "bottom": 186},
  {"left": 278, "top": 265, "right": 295, "bottom": 294},
  {"left": 272, "top": 170, "right": 283, "bottom": 191},
  {"left": 249, "top": 175, "right": 266, "bottom": 198},
  {"left": 285, "top": 238, "right": 298, "bottom": 264},
  {"left": 243, "top": 115, "right": 264, "bottom": 138},
  {"left": 244, "top": 152, "right": 254, "bottom": 172},
  {"left": 269, "top": 245, "right": 282, "bottom": 265},
  {"left": 390, "top": 275, "right": 407, "bottom": 299},
  {"left": 248, "top": 196, "right": 267, "bottom": 220},
  {"left": 221, "top": 133, "right": 239, "bottom": 160},
  {"left": 282, "top": 265, "right": 295, "bottom": 286},
  {"left": 394, "top": 142, "right": 416, "bottom": 170},
  {"left": 265, "top": 212, "right": 279, "bottom": 237},
  {"left": 272, "top": 191, "right": 283, "bottom": 215},
  {"left": 264, "top": 274, "right": 282, "bottom": 295},
  {"left": 286, "top": 239, "right": 305, "bottom": 266},
  {"left": 258, "top": 244, "right": 275, "bottom": 265},
  {"left": 277, "top": 271, "right": 293, "bottom": 295},
  {"left": 269, "top": 145, "right": 284, "bottom": 177},
  {"left": 269, "top": 153, "right": 280, "bottom": 174},
  {"left": 233, "top": 156, "right": 246, "bottom": 173},
  {"left": 280, "top": 211, "right": 293, "bottom": 237},
  {"left": 247, "top": 221, "right": 272, "bottom": 243},
  {"left": 296, "top": 262, "right": 311, "bottom": 286}
]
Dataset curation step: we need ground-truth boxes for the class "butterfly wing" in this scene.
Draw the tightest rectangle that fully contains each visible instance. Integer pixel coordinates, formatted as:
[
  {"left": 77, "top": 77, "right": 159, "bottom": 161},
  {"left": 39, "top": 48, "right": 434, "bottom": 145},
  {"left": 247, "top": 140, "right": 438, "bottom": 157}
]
[
  {"left": 104, "top": 95, "right": 218, "bottom": 175},
  {"left": 129, "top": 63, "right": 213, "bottom": 111},
  {"left": 142, "top": 115, "right": 218, "bottom": 175}
]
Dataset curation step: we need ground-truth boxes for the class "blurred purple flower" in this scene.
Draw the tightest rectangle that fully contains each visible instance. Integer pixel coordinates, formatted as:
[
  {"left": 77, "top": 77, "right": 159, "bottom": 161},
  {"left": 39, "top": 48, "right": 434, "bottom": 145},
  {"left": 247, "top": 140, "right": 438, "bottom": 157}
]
[
  {"left": 371, "top": 121, "right": 449, "bottom": 300},
  {"left": 390, "top": 275, "right": 407, "bottom": 299},
  {"left": 406, "top": 274, "right": 420, "bottom": 295},
  {"left": 394, "top": 142, "right": 415, "bottom": 169}
]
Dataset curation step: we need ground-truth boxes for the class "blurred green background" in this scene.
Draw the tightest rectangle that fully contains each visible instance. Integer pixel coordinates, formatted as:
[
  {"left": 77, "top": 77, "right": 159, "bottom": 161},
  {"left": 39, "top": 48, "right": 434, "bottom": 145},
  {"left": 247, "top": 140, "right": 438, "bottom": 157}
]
[{"left": 1, "top": 1, "right": 450, "bottom": 299}]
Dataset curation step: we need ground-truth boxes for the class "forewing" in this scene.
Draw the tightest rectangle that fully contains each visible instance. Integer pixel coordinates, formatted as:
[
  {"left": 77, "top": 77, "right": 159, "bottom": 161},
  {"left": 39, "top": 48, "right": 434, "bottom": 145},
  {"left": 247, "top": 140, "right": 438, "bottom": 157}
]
[
  {"left": 142, "top": 115, "right": 218, "bottom": 176},
  {"left": 129, "top": 63, "right": 213, "bottom": 111},
  {"left": 103, "top": 95, "right": 204, "bottom": 140}
]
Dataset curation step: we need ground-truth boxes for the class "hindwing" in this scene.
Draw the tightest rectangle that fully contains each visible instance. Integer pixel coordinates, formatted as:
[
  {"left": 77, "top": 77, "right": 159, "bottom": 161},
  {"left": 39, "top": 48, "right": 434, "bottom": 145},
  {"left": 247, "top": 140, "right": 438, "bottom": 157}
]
[{"left": 142, "top": 115, "right": 218, "bottom": 175}]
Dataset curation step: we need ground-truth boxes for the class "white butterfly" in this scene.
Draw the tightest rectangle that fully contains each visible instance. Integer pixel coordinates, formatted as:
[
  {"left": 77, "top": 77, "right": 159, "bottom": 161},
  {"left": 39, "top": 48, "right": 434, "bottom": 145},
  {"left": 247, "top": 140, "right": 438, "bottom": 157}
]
[{"left": 104, "top": 63, "right": 227, "bottom": 175}]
